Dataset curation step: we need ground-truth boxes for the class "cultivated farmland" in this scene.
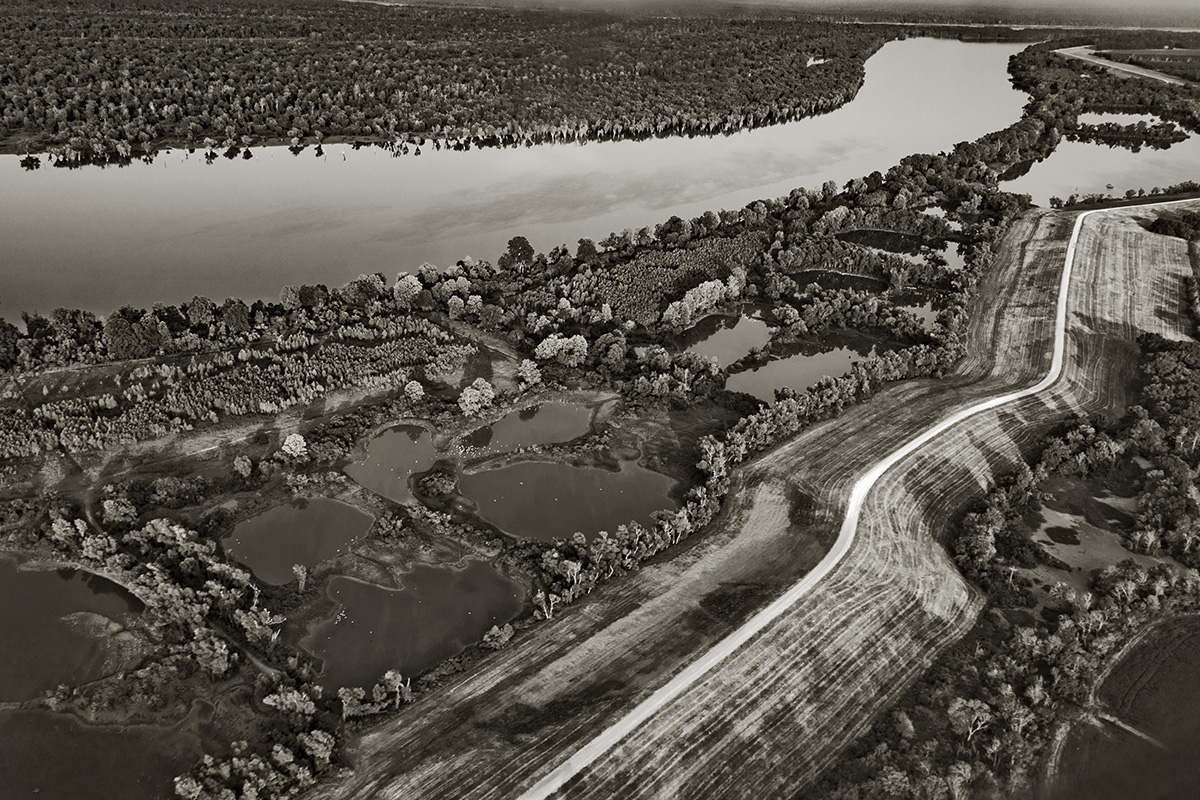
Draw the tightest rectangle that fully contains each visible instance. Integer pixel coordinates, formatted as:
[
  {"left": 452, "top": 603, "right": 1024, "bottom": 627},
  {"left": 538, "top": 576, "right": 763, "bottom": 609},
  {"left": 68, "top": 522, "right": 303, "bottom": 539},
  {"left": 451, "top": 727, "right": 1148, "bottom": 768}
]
[{"left": 307, "top": 203, "right": 1200, "bottom": 799}]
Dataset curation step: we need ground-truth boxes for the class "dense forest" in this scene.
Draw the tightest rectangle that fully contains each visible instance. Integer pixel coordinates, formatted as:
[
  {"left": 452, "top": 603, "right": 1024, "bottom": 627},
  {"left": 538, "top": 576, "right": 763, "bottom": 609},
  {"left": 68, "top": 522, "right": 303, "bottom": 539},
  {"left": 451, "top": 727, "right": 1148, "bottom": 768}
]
[{"left": 0, "top": 0, "right": 886, "bottom": 162}]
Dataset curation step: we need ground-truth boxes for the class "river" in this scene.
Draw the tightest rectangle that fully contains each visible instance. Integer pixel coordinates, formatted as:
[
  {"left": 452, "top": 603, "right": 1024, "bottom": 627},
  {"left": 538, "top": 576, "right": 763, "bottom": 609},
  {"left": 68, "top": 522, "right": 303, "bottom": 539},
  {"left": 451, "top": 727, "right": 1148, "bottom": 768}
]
[{"left": 0, "top": 38, "right": 1027, "bottom": 321}]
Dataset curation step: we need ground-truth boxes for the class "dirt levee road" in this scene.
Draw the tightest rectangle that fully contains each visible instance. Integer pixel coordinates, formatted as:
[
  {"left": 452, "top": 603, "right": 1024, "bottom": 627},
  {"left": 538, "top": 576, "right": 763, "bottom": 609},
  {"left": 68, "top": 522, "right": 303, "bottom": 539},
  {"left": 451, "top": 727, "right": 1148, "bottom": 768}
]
[
  {"left": 1055, "top": 46, "right": 1196, "bottom": 87},
  {"left": 309, "top": 202, "right": 1198, "bottom": 800}
]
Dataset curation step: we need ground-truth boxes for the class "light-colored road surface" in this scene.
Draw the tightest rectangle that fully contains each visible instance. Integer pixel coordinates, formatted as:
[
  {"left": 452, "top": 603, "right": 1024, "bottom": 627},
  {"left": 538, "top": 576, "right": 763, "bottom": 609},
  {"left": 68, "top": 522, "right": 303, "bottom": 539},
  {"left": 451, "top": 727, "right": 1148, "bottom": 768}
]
[
  {"left": 516, "top": 205, "right": 1098, "bottom": 799},
  {"left": 1055, "top": 46, "right": 1195, "bottom": 86}
]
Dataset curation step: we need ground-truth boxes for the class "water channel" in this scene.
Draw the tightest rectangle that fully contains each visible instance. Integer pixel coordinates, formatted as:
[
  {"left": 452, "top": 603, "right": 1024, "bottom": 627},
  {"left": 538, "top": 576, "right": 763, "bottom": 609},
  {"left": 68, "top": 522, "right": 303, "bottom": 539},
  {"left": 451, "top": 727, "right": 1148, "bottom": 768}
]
[{"left": 0, "top": 38, "right": 1027, "bottom": 321}]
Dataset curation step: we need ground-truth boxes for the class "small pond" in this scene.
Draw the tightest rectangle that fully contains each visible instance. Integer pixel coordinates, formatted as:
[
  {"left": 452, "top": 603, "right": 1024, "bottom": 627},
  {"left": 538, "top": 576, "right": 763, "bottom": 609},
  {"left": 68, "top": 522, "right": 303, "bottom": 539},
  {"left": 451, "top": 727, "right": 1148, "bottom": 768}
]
[
  {"left": 681, "top": 313, "right": 774, "bottom": 369},
  {"left": 836, "top": 228, "right": 965, "bottom": 271},
  {"left": 464, "top": 402, "right": 592, "bottom": 451},
  {"left": 302, "top": 560, "right": 524, "bottom": 689},
  {"left": 0, "top": 560, "right": 140, "bottom": 702},
  {"left": 836, "top": 228, "right": 927, "bottom": 255},
  {"left": 0, "top": 707, "right": 201, "bottom": 800},
  {"left": 792, "top": 269, "right": 889, "bottom": 293},
  {"left": 345, "top": 424, "right": 438, "bottom": 504},
  {"left": 222, "top": 497, "right": 375, "bottom": 586},
  {"left": 726, "top": 336, "right": 878, "bottom": 405},
  {"left": 459, "top": 460, "right": 677, "bottom": 542},
  {"left": 920, "top": 204, "right": 963, "bottom": 232},
  {"left": 897, "top": 299, "right": 937, "bottom": 326},
  {"left": 1054, "top": 616, "right": 1200, "bottom": 800}
]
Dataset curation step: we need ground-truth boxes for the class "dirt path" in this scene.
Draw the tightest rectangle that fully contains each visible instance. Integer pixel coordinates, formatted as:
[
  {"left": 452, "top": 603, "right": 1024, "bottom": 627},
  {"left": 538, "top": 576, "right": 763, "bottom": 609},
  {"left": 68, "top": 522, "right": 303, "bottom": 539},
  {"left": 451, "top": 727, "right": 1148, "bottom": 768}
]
[{"left": 306, "top": 200, "right": 1200, "bottom": 800}]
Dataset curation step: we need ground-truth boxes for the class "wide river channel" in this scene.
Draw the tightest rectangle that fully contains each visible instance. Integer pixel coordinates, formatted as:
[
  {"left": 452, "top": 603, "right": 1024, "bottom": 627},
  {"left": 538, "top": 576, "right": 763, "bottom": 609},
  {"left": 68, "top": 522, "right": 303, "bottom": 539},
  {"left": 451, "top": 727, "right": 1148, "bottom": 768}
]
[{"left": 0, "top": 38, "right": 1027, "bottom": 320}]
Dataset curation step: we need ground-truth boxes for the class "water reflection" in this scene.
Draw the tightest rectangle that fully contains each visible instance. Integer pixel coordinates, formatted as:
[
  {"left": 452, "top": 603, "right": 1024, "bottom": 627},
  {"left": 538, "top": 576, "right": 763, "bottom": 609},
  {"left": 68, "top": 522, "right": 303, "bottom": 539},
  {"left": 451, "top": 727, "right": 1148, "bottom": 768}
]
[
  {"left": 459, "top": 460, "right": 677, "bottom": 542},
  {"left": 464, "top": 402, "right": 592, "bottom": 452},
  {"left": 0, "top": 39, "right": 1025, "bottom": 320},
  {"left": 345, "top": 425, "right": 438, "bottom": 505},
  {"left": 726, "top": 336, "right": 879, "bottom": 404},
  {"left": 302, "top": 561, "right": 524, "bottom": 689},
  {"left": 222, "top": 498, "right": 374, "bottom": 586},
  {"left": 0, "top": 707, "right": 201, "bottom": 800},
  {"left": 682, "top": 312, "right": 774, "bottom": 369},
  {"left": 1004, "top": 135, "right": 1200, "bottom": 206},
  {"left": 0, "top": 560, "right": 138, "bottom": 702}
]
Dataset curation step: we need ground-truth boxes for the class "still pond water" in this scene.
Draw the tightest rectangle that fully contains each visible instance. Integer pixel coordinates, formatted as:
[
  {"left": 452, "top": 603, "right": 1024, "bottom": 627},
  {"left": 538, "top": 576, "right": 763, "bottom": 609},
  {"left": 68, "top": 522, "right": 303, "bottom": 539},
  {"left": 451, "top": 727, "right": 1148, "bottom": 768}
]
[
  {"left": 682, "top": 310, "right": 774, "bottom": 369},
  {"left": 345, "top": 424, "right": 438, "bottom": 505},
  {"left": 0, "top": 560, "right": 139, "bottom": 701},
  {"left": 223, "top": 497, "right": 375, "bottom": 585},
  {"left": 726, "top": 336, "right": 880, "bottom": 404},
  {"left": 0, "top": 559, "right": 199, "bottom": 800},
  {"left": 0, "top": 38, "right": 1027, "bottom": 320},
  {"left": 459, "top": 460, "right": 678, "bottom": 542},
  {"left": 302, "top": 561, "right": 524, "bottom": 689},
  {"left": 464, "top": 402, "right": 593, "bottom": 451}
]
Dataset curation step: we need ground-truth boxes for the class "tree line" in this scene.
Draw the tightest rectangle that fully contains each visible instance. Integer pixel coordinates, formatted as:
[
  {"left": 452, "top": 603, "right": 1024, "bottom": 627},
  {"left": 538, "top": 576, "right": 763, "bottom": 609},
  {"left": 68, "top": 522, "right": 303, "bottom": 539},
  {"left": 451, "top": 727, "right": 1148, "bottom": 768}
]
[{"left": 0, "top": 0, "right": 886, "bottom": 163}]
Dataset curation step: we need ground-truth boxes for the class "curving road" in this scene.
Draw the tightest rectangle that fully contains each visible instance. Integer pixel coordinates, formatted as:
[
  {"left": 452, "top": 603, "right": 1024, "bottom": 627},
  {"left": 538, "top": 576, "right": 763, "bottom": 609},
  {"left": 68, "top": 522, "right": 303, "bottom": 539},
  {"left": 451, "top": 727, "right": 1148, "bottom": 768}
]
[{"left": 516, "top": 198, "right": 1197, "bottom": 799}]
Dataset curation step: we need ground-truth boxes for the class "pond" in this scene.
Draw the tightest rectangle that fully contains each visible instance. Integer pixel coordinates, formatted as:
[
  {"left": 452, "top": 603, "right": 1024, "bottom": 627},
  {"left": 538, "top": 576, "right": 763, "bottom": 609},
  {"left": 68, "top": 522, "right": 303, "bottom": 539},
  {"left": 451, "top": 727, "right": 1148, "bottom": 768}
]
[
  {"left": 0, "top": 559, "right": 199, "bottom": 800},
  {"left": 681, "top": 312, "right": 774, "bottom": 369},
  {"left": 726, "top": 335, "right": 879, "bottom": 404},
  {"left": 0, "top": 707, "right": 202, "bottom": 800},
  {"left": 0, "top": 38, "right": 1026, "bottom": 320},
  {"left": 919, "top": 204, "right": 963, "bottom": 232},
  {"left": 835, "top": 228, "right": 965, "bottom": 271},
  {"left": 302, "top": 560, "right": 524, "bottom": 689},
  {"left": 459, "top": 460, "right": 678, "bottom": 542},
  {"left": 1054, "top": 616, "right": 1200, "bottom": 800},
  {"left": 464, "top": 402, "right": 593, "bottom": 451},
  {"left": 0, "top": 560, "right": 140, "bottom": 702},
  {"left": 222, "top": 497, "right": 375, "bottom": 586},
  {"left": 345, "top": 424, "right": 438, "bottom": 505},
  {"left": 896, "top": 299, "right": 938, "bottom": 326}
]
